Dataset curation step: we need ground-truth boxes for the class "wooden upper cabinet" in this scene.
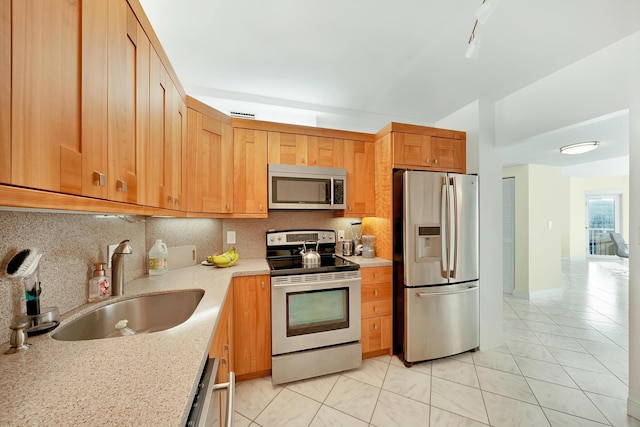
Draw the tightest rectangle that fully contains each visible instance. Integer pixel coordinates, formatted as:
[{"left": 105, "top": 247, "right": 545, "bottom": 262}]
[
  {"left": 160, "top": 81, "right": 185, "bottom": 210},
  {"left": 392, "top": 129, "right": 466, "bottom": 173},
  {"left": 341, "top": 140, "right": 375, "bottom": 217},
  {"left": 431, "top": 136, "right": 465, "bottom": 172},
  {"left": 267, "top": 132, "right": 308, "bottom": 166},
  {"left": 106, "top": 0, "right": 144, "bottom": 204},
  {"left": 0, "top": 0, "right": 11, "bottom": 185},
  {"left": 11, "top": 0, "right": 82, "bottom": 194},
  {"left": 233, "top": 128, "right": 268, "bottom": 216},
  {"left": 308, "top": 136, "right": 344, "bottom": 167},
  {"left": 186, "top": 101, "right": 234, "bottom": 214},
  {"left": 393, "top": 133, "right": 431, "bottom": 169}
]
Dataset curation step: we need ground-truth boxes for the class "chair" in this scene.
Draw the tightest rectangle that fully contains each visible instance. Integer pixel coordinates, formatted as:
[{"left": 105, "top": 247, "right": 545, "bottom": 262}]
[{"left": 610, "top": 233, "right": 629, "bottom": 258}]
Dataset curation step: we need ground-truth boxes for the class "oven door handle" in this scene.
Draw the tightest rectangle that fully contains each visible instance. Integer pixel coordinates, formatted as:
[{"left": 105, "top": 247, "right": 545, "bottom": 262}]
[
  {"left": 212, "top": 371, "right": 235, "bottom": 427},
  {"left": 272, "top": 277, "right": 359, "bottom": 288}
]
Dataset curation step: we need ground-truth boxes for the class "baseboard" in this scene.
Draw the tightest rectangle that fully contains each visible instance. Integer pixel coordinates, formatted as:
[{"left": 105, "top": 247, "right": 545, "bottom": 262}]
[{"left": 629, "top": 398, "right": 640, "bottom": 421}]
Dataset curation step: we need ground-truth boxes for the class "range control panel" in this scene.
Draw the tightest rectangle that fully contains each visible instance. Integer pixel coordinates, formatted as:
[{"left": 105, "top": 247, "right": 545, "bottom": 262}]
[{"left": 266, "top": 230, "right": 336, "bottom": 247}]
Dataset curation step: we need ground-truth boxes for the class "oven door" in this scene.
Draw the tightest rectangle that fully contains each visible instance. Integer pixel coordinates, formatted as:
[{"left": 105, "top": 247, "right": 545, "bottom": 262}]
[{"left": 271, "top": 274, "right": 361, "bottom": 355}]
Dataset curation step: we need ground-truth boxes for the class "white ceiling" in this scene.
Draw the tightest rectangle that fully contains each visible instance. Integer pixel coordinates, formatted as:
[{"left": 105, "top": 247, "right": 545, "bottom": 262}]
[{"left": 139, "top": 0, "right": 640, "bottom": 170}]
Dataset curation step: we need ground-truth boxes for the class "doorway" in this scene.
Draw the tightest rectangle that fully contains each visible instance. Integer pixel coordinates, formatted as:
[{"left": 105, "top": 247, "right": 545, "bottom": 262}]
[{"left": 585, "top": 191, "right": 622, "bottom": 257}]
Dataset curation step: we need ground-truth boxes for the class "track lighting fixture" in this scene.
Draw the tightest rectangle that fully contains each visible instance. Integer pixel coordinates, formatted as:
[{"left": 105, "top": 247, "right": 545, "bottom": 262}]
[{"left": 465, "top": 0, "right": 499, "bottom": 60}]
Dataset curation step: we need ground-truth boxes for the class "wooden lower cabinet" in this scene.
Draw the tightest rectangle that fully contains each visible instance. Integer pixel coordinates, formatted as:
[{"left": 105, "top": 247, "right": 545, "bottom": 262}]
[
  {"left": 233, "top": 275, "right": 271, "bottom": 380},
  {"left": 209, "top": 289, "right": 234, "bottom": 382},
  {"left": 361, "top": 266, "right": 393, "bottom": 358}
]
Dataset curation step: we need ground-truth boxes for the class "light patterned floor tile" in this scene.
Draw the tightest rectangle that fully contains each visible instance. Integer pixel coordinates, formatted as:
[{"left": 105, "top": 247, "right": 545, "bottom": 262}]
[
  {"left": 483, "top": 390, "right": 550, "bottom": 426},
  {"left": 324, "top": 376, "right": 380, "bottom": 422},
  {"left": 430, "top": 407, "right": 489, "bottom": 426},
  {"left": 472, "top": 349, "right": 521, "bottom": 374},
  {"left": 542, "top": 407, "right": 609, "bottom": 426},
  {"left": 234, "top": 377, "right": 283, "bottom": 419},
  {"left": 564, "top": 366, "right": 628, "bottom": 399},
  {"left": 505, "top": 339, "right": 557, "bottom": 363},
  {"left": 370, "top": 390, "right": 430, "bottom": 427},
  {"left": 234, "top": 412, "right": 252, "bottom": 427},
  {"left": 504, "top": 326, "right": 543, "bottom": 344},
  {"left": 513, "top": 356, "right": 577, "bottom": 388},
  {"left": 561, "top": 325, "right": 611, "bottom": 343},
  {"left": 285, "top": 373, "right": 340, "bottom": 403},
  {"left": 526, "top": 378, "right": 609, "bottom": 424},
  {"left": 255, "top": 388, "right": 321, "bottom": 427},
  {"left": 309, "top": 405, "right": 368, "bottom": 427},
  {"left": 534, "top": 331, "right": 586, "bottom": 352},
  {"left": 432, "top": 357, "right": 480, "bottom": 388},
  {"left": 525, "top": 320, "right": 570, "bottom": 336},
  {"left": 341, "top": 357, "right": 389, "bottom": 388},
  {"left": 431, "top": 377, "right": 488, "bottom": 424},
  {"left": 476, "top": 365, "right": 537, "bottom": 404},
  {"left": 585, "top": 392, "right": 640, "bottom": 427},
  {"left": 576, "top": 339, "right": 628, "bottom": 361},
  {"left": 382, "top": 363, "right": 431, "bottom": 403},
  {"left": 547, "top": 347, "right": 609, "bottom": 373}
]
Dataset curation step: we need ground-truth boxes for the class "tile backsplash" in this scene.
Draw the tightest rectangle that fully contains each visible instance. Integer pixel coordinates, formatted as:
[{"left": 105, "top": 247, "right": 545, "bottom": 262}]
[{"left": 0, "top": 209, "right": 359, "bottom": 344}]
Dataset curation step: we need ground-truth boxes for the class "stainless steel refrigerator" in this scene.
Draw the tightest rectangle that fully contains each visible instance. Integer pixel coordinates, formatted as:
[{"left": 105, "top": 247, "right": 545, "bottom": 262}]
[{"left": 393, "top": 170, "right": 479, "bottom": 366}]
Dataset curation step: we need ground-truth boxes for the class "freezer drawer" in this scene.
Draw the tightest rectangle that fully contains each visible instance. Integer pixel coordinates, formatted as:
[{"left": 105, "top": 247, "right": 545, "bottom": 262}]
[{"left": 404, "top": 283, "right": 479, "bottom": 363}]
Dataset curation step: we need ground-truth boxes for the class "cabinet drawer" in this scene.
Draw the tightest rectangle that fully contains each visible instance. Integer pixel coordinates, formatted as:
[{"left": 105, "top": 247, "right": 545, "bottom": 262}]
[
  {"left": 361, "top": 266, "right": 392, "bottom": 284},
  {"left": 361, "top": 282, "right": 392, "bottom": 302},
  {"left": 362, "top": 299, "right": 392, "bottom": 318},
  {"left": 361, "top": 315, "right": 392, "bottom": 354}
]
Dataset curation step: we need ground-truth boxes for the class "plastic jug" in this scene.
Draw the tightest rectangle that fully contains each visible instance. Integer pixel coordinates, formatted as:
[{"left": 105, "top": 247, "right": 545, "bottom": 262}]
[{"left": 148, "top": 239, "right": 168, "bottom": 275}]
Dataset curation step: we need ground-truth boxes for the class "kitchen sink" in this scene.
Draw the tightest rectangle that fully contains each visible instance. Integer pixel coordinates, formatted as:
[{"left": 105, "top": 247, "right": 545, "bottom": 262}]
[{"left": 51, "top": 289, "right": 204, "bottom": 341}]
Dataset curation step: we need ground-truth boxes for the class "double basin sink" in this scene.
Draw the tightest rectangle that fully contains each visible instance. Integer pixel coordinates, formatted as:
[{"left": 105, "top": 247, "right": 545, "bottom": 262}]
[{"left": 52, "top": 289, "right": 204, "bottom": 341}]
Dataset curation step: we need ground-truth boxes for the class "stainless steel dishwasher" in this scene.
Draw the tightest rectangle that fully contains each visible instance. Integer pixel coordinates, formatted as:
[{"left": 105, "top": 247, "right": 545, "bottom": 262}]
[{"left": 186, "top": 357, "right": 235, "bottom": 427}]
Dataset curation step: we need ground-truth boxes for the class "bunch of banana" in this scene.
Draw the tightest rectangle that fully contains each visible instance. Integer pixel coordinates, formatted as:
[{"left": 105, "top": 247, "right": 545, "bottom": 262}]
[{"left": 207, "top": 247, "right": 239, "bottom": 268}]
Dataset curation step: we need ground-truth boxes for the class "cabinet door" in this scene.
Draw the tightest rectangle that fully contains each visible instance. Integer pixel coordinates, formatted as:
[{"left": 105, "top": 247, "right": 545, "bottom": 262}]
[
  {"left": 361, "top": 316, "right": 392, "bottom": 354},
  {"left": 164, "top": 82, "right": 185, "bottom": 209},
  {"left": 209, "top": 290, "right": 234, "bottom": 382},
  {"left": 107, "top": 0, "right": 144, "bottom": 203},
  {"left": 392, "top": 132, "right": 431, "bottom": 168},
  {"left": 0, "top": 0, "right": 11, "bottom": 184},
  {"left": 343, "top": 140, "right": 375, "bottom": 216},
  {"left": 233, "top": 275, "right": 271, "bottom": 378},
  {"left": 186, "top": 109, "right": 234, "bottom": 213},
  {"left": 431, "top": 136, "right": 465, "bottom": 172},
  {"left": 308, "top": 136, "right": 344, "bottom": 167},
  {"left": 11, "top": 0, "right": 82, "bottom": 194},
  {"left": 233, "top": 128, "right": 267, "bottom": 215},
  {"left": 145, "top": 47, "right": 167, "bottom": 208},
  {"left": 81, "top": 0, "right": 109, "bottom": 199},
  {"left": 267, "top": 132, "right": 308, "bottom": 165}
]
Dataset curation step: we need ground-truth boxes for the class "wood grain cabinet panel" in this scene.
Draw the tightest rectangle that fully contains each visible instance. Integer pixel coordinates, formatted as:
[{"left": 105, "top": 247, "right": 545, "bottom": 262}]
[
  {"left": 341, "top": 140, "right": 375, "bottom": 217},
  {"left": 393, "top": 132, "right": 431, "bottom": 169},
  {"left": 0, "top": 0, "right": 11, "bottom": 185},
  {"left": 431, "top": 136, "right": 465, "bottom": 172},
  {"left": 267, "top": 132, "right": 308, "bottom": 165},
  {"left": 11, "top": 0, "right": 82, "bottom": 194},
  {"left": 233, "top": 275, "right": 271, "bottom": 380},
  {"left": 186, "top": 105, "right": 234, "bottom": 214},
  {"left": 392, "top": 131, "right": 465, "bottom": 172},
  {"left": 308, "top": 136, "right": 344, "bottom": 167},
  {"left": 360, "top": 266, "right": 393, "bottom": 358},
  {"left": 233, "top": 128, "right": 268, "bottom": 216}
]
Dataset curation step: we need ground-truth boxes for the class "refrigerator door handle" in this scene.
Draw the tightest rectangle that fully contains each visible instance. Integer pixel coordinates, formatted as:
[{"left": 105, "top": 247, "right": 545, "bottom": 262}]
[
  {"left": 440, "top": 177, "right": 449, "bottom": 278},
  {"left": 450, "top": 177, "right": 458, "bottom": 279},
  {"left": 415, "top": 285, "right": 477, "bottom": 297}
]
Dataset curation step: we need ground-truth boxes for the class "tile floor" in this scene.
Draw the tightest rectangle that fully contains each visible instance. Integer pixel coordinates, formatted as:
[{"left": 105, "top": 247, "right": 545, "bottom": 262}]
[{"left": 233, "top": 259, "right": 638, "bottom": 426}]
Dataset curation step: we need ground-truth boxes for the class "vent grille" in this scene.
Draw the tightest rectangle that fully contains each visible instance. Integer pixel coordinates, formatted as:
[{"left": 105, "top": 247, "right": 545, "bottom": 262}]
[
  {"left": 271, "top": 270, "right": 361, "bottom": 285},
  {"left": 229, "top": 111, "right": 256, "bottom": 119}
]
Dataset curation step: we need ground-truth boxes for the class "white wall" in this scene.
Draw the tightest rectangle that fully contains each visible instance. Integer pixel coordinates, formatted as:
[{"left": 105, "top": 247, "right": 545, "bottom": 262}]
[{"left": 437, "top": 99, "right": 504, "bottom": 351}]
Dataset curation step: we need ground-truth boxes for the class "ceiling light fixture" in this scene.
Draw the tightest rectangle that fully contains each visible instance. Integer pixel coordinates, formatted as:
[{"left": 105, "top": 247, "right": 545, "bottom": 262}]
[
  {"left": 559, "top": 141, "right": 600, "bottom": 155},
  {"left": 465, "top": 0, "right": 499, "bottom": 60}
]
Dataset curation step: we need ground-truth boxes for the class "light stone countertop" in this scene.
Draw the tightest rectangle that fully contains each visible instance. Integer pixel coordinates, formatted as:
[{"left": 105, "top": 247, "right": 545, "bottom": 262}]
[
  {"left": 0, "top": 258, "right": 269, "bottom": 427},
  {"left": 344, "top": 256, "right": 393, "bottom": 268}
]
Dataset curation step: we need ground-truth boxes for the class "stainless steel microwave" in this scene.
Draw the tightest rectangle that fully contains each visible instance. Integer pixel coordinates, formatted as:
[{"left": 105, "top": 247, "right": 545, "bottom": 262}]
[{"left": 268, "top": 164, "right": 347, "bottom": 210}]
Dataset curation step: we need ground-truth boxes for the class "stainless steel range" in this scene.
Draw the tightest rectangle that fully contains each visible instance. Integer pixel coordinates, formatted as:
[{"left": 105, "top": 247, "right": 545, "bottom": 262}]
[{"left": 267, "top": 229, "right": 362, "bottom": 385}]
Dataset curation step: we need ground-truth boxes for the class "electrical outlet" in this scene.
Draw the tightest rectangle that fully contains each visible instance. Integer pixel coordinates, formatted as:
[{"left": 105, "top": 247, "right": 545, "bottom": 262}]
[
  {"left": 227, "top": 231, "right": 236, "bottom": 245},
  {"left": 338, "top": 230, "right": 345, "bottom": 241},
  {"left": 107, "top": 244, "right": 118, "bottom": 269}
]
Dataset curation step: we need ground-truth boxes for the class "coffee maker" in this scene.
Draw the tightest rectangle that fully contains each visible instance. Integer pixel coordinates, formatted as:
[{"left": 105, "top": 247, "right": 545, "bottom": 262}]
[
  {"left": 349, "top": 221, "right": 363, "bottom": 256},
  {"left": 362, "top": 235, "right": 375, "bottom": 258}
]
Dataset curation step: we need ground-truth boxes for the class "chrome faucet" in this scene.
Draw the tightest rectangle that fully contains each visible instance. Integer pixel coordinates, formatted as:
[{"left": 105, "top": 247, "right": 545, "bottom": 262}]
[{"left": 111, "top": 239, "right": 133, "bottom": 296}]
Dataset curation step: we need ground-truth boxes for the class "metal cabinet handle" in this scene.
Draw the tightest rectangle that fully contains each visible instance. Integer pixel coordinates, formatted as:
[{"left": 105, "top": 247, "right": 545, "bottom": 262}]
[
  {"left": 374, "top": 289, "right": 378, "bottom": 297},
  {"left": 374, "top": 273, "right": 378, "bottom": 279},
  {"left": 167, "top": 195, "right": 173, "bottom": 203},
  {"left": 212, "top": 371, "right": 235, "bottom": 427},
  {"left": 261, "top": 281, "right": 265, "bottom": 289},
  {"left": 116, "top": 179, "right": 127, "bottom": 193},
  {"left": 373, "top": 323, "right": 379, "bottom": 331},
  {"left": 259, "top": 204, "right": 263, "bottom": 211},
  {"left": 226, "top": 203, "right": 231, "bottom": 210},
  {"left": 435, "top": 159, "right": 439, "bottom": 165},
  {"left": 93, "top": 171, "right": 106, "bottom": 187},
  {"left": 374, "top": 306, "right": 378, "bottom": 313}
]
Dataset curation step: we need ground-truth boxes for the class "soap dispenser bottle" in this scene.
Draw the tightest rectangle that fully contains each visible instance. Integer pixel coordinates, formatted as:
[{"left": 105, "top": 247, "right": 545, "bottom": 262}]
[{"left": 88, "top": 262, "right": 110, "bottom": 302}]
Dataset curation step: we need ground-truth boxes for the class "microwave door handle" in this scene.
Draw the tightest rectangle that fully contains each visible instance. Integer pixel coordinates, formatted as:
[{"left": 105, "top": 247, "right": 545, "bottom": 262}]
[{"left": 330, "top": 176, "right": 335, "bottom": 207}]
